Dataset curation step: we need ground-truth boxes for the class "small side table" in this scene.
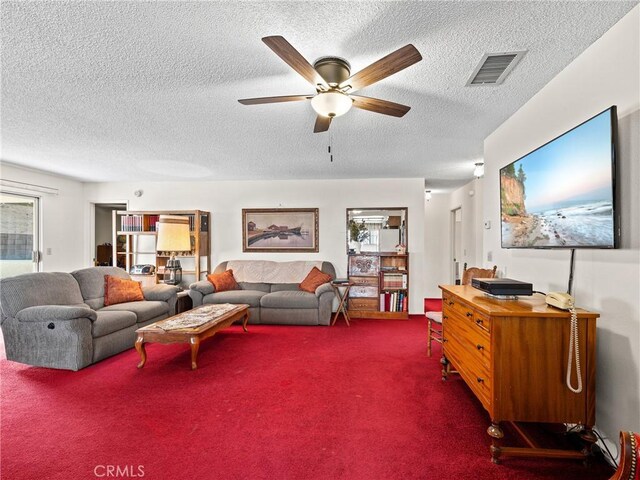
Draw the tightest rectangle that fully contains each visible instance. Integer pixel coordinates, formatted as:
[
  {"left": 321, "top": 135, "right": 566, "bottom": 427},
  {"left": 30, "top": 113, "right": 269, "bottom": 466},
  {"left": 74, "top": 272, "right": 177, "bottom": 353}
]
[
  {"left": 176, "top": 291, "right": 193, "bottom": 314},
  {"left": 331, "top": 281, "right": 352, "bottom": 326}
]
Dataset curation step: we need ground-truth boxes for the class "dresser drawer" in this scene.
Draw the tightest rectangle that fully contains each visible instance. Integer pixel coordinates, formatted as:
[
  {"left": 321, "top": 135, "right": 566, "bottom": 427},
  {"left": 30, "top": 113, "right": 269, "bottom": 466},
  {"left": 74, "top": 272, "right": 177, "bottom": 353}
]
[
  {"left": 349, "top": 276, "right": 379, "bottom": 287},
  {"left": 445, "top": 319, "right": 491, "bottom": 370},
  {"left": 444, "top": 310, "right": 491, "bottom": 353},
  {"left": 447, "top": 343, "right": 492, "bottom": 409},
  {"left": 443, "top": 302, "right": 491, "bottom": 334},
  {"left": 349, "top": 286, "right": 378, "bottom": 298},
  {"left": 443, "top": 293, "right": 476, "bottom": 321},
  {"left": 444, "top": 337, "right": 491, "bottom": 408},
  {"left": 348, "top": 298, "right": 379, "bottom": 311},
  {"left": 472, "top": 311, "right": 491, "bottom": 334},
  {"left": 348, "top": 255, "right": 380, "bottom": 275}
]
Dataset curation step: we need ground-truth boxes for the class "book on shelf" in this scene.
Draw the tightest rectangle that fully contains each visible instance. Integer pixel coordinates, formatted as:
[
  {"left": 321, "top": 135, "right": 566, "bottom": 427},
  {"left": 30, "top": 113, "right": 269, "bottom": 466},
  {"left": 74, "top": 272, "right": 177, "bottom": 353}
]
[
  {"left": 121, "top": 215, "right": 143, "bottom": 232},
  {"left": 379, "top": 291, "right": 408, "bottom": 312},
  {"left": 147, "top": 215, "right": 160, "bottom": 232},
  {"left": 381, "top": 273, "right": 407, "bottom": 290}
]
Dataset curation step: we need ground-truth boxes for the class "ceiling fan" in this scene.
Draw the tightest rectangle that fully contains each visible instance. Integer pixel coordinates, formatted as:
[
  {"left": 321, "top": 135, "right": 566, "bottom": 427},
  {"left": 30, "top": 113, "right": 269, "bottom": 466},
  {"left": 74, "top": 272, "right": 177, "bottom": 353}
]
[{"left": 238, "top": 36, "right": 423, "bottom": 133}]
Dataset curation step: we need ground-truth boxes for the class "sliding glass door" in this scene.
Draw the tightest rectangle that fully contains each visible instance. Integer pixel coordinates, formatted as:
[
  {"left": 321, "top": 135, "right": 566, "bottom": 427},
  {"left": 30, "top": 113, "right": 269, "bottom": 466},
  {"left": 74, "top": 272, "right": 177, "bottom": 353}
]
[{"left": 0, "top": 192, "right": 39, "bottom": 279}]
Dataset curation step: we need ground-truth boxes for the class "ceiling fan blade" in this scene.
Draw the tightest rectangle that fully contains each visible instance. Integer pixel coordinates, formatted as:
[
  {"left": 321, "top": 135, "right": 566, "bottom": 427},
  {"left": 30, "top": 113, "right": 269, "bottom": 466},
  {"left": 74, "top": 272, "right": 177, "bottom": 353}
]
[
  {"left": 238, "top": 95, "right": 313, "bottom": 105},
  {"left": 314, "top": 115, "right": 332, "bottom": 133},
  {"left": 351, "top": 95, "right": 411, "bottom": 117},
  {"left": 262, "top": 36, "right": 327, "bottom": 88},
  {"left": 339, "top": 44, "right": 422, "bottom": 93}
]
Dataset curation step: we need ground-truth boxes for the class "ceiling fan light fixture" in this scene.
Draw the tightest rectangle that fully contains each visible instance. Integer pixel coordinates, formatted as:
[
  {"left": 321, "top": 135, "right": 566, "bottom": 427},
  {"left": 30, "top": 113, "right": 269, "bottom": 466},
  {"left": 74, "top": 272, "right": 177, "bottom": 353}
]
[{"left": 311, "top": 91, "right": 353, "bottom": 118}]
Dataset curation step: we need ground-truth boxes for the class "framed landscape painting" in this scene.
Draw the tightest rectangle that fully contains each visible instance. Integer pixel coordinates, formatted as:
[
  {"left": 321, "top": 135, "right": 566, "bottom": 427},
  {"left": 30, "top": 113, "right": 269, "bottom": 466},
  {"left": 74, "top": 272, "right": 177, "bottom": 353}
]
[{"left": 242, "top": 208, "right": 319, "bottom": 252}]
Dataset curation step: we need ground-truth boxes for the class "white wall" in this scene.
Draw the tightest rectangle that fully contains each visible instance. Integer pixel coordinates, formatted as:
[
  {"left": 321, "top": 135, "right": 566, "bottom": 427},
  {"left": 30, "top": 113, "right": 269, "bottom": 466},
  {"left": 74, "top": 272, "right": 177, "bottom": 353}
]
[
  {"left": 424, "top": 178, "right": 484, "bottom": 298},
  {"left": 0, "top": 163, "right": 86, "bottom": 272},
  {"left": 483, "top": 5, "right": 640, "bottom": 445},
  {"left": 424, "top": 193, "right": 450, "bottom": 298},
  {"left": 85, "top": 178, "right": 427, "bottom": 314}
]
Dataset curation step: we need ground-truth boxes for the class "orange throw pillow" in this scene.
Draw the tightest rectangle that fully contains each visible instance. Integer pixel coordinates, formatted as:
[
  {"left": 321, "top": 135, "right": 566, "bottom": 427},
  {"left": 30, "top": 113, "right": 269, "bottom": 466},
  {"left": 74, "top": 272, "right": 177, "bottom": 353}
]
[
  {"left": 207, "top": 269, "right": 239, "bottom": 292},
  {"left": 299, "top": 267, "right": 332, "bottom": 293},
  {"left": 104, "top": 275, "right": 144, "bottom": 306}
]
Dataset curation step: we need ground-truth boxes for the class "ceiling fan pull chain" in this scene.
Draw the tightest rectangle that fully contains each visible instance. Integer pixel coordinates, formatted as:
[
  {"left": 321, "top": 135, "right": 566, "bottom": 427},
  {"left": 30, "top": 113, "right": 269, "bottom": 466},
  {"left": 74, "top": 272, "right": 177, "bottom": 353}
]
[{"left": 329, "top": 132, "right": 333, "bottom": 162}]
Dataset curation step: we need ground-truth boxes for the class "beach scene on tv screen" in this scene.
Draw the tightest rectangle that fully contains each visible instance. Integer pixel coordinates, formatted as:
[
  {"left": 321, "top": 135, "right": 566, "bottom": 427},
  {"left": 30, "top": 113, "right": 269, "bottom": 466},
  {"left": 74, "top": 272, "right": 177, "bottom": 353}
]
[{"left": 500, "top": 110, "right": 614, "bottom": 248}]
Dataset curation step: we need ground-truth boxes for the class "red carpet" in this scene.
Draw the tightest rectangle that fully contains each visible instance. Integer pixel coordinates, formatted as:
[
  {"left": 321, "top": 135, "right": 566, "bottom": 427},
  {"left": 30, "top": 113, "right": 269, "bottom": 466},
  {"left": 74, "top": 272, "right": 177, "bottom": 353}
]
[{"left": 1, "top": 316, "right": 613, "bottom": 480}]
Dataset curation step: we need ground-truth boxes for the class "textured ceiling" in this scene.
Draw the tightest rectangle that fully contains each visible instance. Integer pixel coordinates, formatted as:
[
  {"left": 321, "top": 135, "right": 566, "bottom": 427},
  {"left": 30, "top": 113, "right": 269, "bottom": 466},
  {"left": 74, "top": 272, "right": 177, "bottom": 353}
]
[{"left": 1, "top": 1, "right": 636, "bottom": 188}]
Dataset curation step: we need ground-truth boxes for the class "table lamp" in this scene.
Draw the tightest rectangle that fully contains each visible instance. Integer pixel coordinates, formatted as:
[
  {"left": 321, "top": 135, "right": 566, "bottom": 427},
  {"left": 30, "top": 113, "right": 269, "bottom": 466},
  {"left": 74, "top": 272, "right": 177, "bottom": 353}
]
[{"left": 156, "top": 215, "right": 191, "bottom": 285}]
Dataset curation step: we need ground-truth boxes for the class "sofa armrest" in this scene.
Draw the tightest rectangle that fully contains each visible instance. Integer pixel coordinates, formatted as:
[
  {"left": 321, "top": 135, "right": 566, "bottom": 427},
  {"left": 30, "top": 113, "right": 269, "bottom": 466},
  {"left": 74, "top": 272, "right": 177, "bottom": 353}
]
[
  {"left": 188, "top": 280, "right": 214, "bottom": 308},
  {"left": 189, "top": 280, "right": 214, "bottom": 295},
  {"left": 16, "top": 305, "right": 97, "bottom": 323},
  {"left": 315, "top": 282, "right": 334, "bottom": 297},
  {"left": 317, "top": 289, "right": 335, "bottom": 326},
  {"left": 142, "top": 284, "right": 179, "bottom": 302}
]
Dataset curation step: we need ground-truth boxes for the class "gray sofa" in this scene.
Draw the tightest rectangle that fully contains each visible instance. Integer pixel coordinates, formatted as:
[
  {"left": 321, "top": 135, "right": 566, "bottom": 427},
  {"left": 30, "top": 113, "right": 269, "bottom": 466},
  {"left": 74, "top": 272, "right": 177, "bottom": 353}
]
[
  {"left": 188, "top": 260, "right": 336, "bottom": 326},
  {"left": 0, "top": 266, "right": 178, "bottom": 370}
]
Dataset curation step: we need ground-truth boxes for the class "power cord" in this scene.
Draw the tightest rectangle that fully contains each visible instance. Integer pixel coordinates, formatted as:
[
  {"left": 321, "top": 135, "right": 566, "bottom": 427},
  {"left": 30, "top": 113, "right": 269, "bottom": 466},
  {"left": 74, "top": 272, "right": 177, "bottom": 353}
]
[{"left": 593, "top": 428, "right": 619, "bottom": 470}]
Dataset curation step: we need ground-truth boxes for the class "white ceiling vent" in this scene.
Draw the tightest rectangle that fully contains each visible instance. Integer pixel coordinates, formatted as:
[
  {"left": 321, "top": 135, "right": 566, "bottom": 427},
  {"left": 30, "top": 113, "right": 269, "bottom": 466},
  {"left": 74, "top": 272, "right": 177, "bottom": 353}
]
[{"left": 466, "top": 51, "right": 526, "bottom": 86}]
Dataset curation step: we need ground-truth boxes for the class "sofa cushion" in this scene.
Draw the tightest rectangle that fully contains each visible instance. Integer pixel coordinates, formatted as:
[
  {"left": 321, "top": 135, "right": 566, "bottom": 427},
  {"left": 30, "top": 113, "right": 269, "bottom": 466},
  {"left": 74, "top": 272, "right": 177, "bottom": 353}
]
[
  {"left": 299, "top": 267, "right": 333, "bottom": 293},
  {"left": 226, "top": 260, "right": 325, "bottom": 283},
  {"left": 270, "top": 283, "right": 299, "bottom": 293},
  {"left": 260, "top": 291, "right": 319, "bottom": 309},
  {"left": 238, "top": 282, "right": 271, "bottom": 293},
  {"left": 203, "top": 290, "right": 265, "bottom": 308},
  {"left": 207, "top": 269, "right": 239, "bottom": 292},
  {"left": 104, "top": 275, "right": 144, "bottom": 306},
  {"left": 100, "top": 300, "right": 169, "bottom": 323},
  {"left": 71, "top": 266, "right": 130, "bottom": 310},
  {"left": 92, "top": 310, "right": 137, "bottom": 337}
]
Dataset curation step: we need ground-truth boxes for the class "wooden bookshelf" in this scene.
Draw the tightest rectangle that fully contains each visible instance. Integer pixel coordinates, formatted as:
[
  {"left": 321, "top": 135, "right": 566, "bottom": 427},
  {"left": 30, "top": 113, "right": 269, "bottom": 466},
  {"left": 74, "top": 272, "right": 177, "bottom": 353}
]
[
  {"left": 112, "top": 210, "right": 210, "bottom": 288},
  {"left": 347, "top": 252, "right": 409, "bottom": 319}
]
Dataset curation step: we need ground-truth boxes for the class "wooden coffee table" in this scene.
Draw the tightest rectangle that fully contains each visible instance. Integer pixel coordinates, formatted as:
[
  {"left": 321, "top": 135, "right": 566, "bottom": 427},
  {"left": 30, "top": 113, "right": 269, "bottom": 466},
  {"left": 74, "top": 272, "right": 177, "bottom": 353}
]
[{"left": 135, "top": 304, "right": 249, "bottom": 370}]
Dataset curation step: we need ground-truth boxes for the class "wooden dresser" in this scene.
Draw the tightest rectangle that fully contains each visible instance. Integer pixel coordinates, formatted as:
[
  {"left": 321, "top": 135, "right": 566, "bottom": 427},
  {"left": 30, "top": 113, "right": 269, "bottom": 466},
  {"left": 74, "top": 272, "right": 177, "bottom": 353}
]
[{"left": 439, "top": 285, "right": 599, "bottom": 463}]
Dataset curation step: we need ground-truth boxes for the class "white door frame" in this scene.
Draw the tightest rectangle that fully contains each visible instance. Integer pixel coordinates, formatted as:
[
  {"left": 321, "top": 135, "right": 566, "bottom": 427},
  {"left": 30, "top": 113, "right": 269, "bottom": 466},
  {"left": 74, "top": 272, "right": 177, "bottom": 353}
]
[
  {"left": 0, "top": 191, "right": 41, "bottom": 274},
  {"left": 88, "top": 201, "right": 128, "bottom": 266},
  {"left": 450, "top": 206, "right": 462, "bottom": 284}
]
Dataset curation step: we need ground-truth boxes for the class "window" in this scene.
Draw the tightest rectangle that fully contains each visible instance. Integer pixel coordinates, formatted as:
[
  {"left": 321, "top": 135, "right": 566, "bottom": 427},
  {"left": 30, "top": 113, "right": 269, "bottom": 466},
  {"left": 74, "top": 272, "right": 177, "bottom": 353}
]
[{"left": 0, "top": 193, "right": 39, "bottom": 278}]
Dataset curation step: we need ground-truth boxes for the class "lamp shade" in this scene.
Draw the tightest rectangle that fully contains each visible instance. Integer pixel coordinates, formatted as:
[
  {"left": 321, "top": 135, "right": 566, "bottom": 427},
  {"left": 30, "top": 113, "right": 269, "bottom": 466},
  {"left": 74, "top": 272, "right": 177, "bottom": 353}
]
[
  {"left": 311, "top": 91, "right": 353, "bottom": 118},
  {"left": 156, "top": 215, "right": 191, "bottom": 252}
]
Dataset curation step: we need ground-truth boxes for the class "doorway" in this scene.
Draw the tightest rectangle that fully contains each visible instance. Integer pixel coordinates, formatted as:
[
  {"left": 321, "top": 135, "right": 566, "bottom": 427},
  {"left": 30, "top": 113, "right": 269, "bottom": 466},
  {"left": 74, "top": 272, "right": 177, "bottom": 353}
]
[
  {"left": 93, "top": 203, "right": 126, "bottom": 266},
  {"left": 451, "top": 207, "right": 462, "bottom": 284},
  {"left": 0, "top": 192, "right": 39, "bottom": 279}
]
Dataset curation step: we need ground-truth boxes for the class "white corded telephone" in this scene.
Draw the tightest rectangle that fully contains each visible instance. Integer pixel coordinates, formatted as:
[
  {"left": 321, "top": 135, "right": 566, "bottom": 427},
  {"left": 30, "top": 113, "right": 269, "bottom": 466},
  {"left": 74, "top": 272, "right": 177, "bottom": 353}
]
[{"left": 546, "top": 292, "right": 583, "bottom": 394}]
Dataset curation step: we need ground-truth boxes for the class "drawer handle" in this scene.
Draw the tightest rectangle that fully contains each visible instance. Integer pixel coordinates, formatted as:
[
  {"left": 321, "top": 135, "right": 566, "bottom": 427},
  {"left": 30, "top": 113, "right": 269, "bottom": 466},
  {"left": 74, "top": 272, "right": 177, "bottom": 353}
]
[
  {"left": 477, "top": 377, "right": 484, "bottom": 383},
  {"left": 476, "top": 344, "right": 484, "bottom": 351},
  {"left": 442, "top": 338, "right": 448, "bottom": 343},
  {"left": 466, "top": 312, "right": 473, "bottom": 317},
  {"left": 443, "top": 315, "right": 448, "bottom": 320},
  {"left": 475, "top": 319, "right": 484, "bottom": 326},
  {"left": 448, "top": 300, "right": 454, "bottom": 306}
]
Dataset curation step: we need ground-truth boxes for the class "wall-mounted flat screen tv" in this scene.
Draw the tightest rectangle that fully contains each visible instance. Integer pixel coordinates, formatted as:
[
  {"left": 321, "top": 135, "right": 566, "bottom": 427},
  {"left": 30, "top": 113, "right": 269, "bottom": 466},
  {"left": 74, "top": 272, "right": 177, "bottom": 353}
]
[{"left": 500, "top": 106, "right": 618, "bottom": 249}]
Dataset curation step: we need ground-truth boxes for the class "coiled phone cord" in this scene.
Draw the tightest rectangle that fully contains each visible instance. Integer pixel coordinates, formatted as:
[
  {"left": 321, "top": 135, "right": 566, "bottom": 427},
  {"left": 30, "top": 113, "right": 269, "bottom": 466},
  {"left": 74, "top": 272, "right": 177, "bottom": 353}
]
[{"left": 566, "top": 306, "right": 583, "bottom": 393}]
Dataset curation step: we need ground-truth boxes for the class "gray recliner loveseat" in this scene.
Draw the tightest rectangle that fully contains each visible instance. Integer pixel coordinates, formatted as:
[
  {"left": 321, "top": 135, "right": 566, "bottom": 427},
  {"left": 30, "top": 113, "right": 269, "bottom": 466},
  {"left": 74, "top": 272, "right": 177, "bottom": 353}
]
[
  {"left": 188, "top": 260, "right": 336, "bottom": 325},
  {"left": 0, "top": 266, "right": 178, "bottom": 370}
]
